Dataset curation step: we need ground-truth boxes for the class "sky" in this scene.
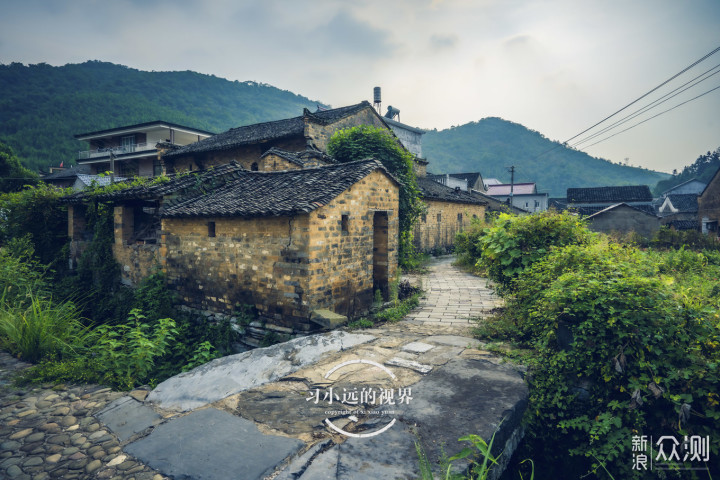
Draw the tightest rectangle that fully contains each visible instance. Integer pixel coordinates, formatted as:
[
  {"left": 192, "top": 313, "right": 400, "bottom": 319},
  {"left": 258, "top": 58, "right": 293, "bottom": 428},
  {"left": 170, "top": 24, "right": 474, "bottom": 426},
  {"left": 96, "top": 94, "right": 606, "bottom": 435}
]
[{"left": 1, "top": 0, "right": 719, "bottom": 174}]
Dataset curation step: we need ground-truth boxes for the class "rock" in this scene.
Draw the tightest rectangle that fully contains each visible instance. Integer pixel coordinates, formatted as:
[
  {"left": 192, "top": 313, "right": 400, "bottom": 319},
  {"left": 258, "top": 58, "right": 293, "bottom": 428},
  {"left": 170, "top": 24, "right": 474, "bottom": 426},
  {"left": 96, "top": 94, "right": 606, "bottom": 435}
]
[
  {"left": 6, "top": 464, "right": 22, "bottom": 478},
  {"left": 96, "top": 397, "right": 162, "bottom": 442},
  {"left": 24, "top": 432, "right": 44, "bottom": 443},
  {"left": 85, "top": 459, "right": 102, "bottom": 473},
  {"left": 107, "top": 454, "right": 126, "bottom": 467},
  {"left": 23, "top": 457, "right": 43, "bottom": 467},
  {"left": 147, "top": 331, "right": 376, "bottom": 411},
  {"left": 17, "top": 409, "right": 37, "bottom": 418},
  {"left": 124, "top": 408, "right": 304, "bottom": 480},
  {"left": 385, "top": 357, "right": 433, "bottom": 374},
  {"left": 129, "top": 390, "right": 149, "bottom": 402},
  {"left": 1, "top": 441, "right": 21, "bottom": 451},
  {"left": 310, "top": 309, "right": 348, "bottom": 329},
  {"left": 60, "top": 416, "right": 77, "bottom": 427},
  {"left": 9, "top": 428, "right": 33, "bottom": 440},
  {"left": 46, "top": 454, "right": 61, "bottom": 463},
  {"left": 401, "top": 341, "right": 435, "bottom": 353}
]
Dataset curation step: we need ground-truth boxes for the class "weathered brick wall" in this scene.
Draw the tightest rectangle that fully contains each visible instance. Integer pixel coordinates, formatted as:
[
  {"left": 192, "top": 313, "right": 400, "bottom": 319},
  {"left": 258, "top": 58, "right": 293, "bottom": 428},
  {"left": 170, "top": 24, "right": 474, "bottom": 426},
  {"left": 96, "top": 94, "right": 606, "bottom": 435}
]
[
  {"left": 306, "top": 108, "right": 387, "bottom": 152},
  {"left": 68, "top": 205, "right": 89, "bottom": 268},
  {"left": 699, "top": 172, "right": 720, "bottom": 237},
  {"left": 587, "top": 206, "right": 660, "bottom": 238},
  {"left": 413, "top": 200, "right": 486, "bottom": 252},
  {"left": 258, "top": 154, "right": 301, "bottom": 172},
  {"left": 113, "top": 243, "right": 161, "bottom": 286},
  {"left": 162, "top": 215, "right": 314, "bottom": 330},
  {"left": 305, "top": 170, "right": 399, "bottom": 317},
  {"left": 168, "top": 138, "right": 307, "bottom": 173}
]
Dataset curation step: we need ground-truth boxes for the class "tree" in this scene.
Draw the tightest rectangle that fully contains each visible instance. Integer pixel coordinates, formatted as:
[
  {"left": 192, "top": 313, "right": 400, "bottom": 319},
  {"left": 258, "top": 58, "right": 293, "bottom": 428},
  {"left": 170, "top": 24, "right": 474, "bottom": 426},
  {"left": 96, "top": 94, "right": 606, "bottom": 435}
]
[
  {"left": 0, "top": 141, "right": 38, "bottom": 192},
  {"left": 327, "top": 125, "right": 423, "bottom": 266}
]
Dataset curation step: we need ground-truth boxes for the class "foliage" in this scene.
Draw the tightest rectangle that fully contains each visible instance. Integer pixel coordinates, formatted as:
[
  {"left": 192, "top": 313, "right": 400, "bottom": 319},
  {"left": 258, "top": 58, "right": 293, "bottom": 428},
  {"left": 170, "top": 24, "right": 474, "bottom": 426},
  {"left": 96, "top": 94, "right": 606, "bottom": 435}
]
[
  {"left": 415, "top": 432, "right": 507, "bottom": 480},
  {"left": 0, "top": 181, "right": 69, "bottom": 268},
  {"left": 91, "top": 309, "right": 177, "bottom": 389},
  {"left": 653, "top": 146, "right": 720, "bottom": 195},
  {"left": 454, "top": 216, "right": 488, "bottom": 271},
  {"left": 0, "top": 293, "right": 90, "bottom": 363},
  {"left": 466, "top": 217, "right": 720, "bottom": 478},
  {"left": 346, "top": 318, "right": 374, "bottom": 330},
  {"left": 422, "top": 118, "right": 668, "bottom": 197},
  {"left": 0, "top": 141, "right": 38, "bottom": 192},
  {"left": 373, "top": 292, "right": 421, "bottom": 323},
  {"left": 471, "top": 211, "right": 594, "bottom": 292},
  {"left": 327, "top": 125, "right": 424, "bottom": 267},
  {"left": 0, "top": 61, "right": 325, "bottom": 173}
]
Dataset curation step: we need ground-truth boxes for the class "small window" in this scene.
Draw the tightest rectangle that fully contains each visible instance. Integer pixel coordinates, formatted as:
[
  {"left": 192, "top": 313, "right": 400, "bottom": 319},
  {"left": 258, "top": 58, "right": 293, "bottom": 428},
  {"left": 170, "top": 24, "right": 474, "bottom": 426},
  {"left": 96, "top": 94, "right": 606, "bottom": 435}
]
[
  {"left": 341, "top": 215, "right": 349, "bottom": 233},
  {"left": 421, "top": 214, "right": 427, "bottom": 223},
  {"left": 457, "top": 213, "right": 463, "bottom": 222},
  {"left": 437, "top": 213, "right": 442, "bottom": 223},
  {"left": 251, "top": 162, "right": 259, "bottom": 171},
  {"left": 208, "top": 221, "right": 216, "bottom": 237}
]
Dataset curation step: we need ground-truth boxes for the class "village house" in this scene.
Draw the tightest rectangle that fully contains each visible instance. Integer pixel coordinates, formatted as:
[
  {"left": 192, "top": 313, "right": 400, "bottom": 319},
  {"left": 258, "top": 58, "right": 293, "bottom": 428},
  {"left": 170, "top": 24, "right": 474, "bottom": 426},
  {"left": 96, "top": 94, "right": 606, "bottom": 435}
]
[
  {"left": 66, "top": 159, "right": 399, "bottom": 342},
  {"left": 485, "top": 182, "right": 548, "bottom": 213},
  {"left": 657, "top": 194, "right": 699, "bottom": 230},
  {"left": 74, "top": 121, "right": 214, "bottom": 177},
  {"left": 698, "top": 168, "right": 720, "bottom": 238},
  {"left": 584, "top": 203, "right": 661, "bottom": 237},
  {"left": 565, "top": 185, "right": 656, "bottom": 216}
]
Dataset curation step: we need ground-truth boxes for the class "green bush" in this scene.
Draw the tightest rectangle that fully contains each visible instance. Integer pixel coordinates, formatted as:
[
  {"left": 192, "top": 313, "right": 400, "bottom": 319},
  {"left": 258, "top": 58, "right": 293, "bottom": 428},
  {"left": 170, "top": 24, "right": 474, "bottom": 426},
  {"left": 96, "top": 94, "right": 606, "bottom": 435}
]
[
  {"left": 503, "top": 241, "right": 720, "bottom": 477},
  {"left": 473, "top": 211, "right": 594, "bottom": 292}
]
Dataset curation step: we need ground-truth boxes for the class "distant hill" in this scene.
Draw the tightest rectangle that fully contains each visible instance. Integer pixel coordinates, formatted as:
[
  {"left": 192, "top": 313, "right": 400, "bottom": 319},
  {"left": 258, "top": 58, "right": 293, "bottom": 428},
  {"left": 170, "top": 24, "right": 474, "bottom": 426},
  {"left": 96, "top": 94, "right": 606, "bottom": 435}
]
[
  {"left": 0, "top": 61, "right": 326, "bottom": 172},
  {"left": 422, "top": 118, "right": 670, "bottom": 198}
]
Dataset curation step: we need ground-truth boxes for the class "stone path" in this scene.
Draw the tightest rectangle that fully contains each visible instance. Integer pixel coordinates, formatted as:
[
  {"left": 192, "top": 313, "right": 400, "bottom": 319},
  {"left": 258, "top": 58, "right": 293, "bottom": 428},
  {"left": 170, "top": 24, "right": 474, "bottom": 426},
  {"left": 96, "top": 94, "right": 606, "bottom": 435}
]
[
  {"left": 405, "top": 256, "right": 503, "bottom": 329},
  {"left": 1, "top": 256, "right": 524, "bottom": 480}
]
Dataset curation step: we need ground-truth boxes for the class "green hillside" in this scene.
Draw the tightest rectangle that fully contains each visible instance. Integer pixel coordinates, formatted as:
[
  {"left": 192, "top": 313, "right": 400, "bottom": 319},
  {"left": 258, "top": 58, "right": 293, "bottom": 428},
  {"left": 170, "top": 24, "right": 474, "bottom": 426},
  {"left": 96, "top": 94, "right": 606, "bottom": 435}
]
[
  {"left": 653, "top": 147, "right": 719, "bottom": 195},
  {"left": 0, "top": 61, "right": 325, "bottom": 172},
  {"left": 422, "top": 118, "right": 670, "bottom": 198}
]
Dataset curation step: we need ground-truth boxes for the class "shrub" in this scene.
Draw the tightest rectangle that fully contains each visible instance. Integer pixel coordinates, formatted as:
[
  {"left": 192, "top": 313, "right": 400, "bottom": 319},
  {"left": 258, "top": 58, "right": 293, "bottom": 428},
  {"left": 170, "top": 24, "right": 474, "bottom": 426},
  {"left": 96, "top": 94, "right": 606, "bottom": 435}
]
[{"left": 474, "top": 211, "right": 594, "bottom": 292}]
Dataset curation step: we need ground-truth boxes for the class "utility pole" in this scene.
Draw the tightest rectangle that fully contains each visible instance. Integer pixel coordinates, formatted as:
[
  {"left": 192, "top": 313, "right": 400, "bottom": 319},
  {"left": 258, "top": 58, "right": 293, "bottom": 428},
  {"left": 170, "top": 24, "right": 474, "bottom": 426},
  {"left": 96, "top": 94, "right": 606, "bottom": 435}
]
[
  {"left": 109, "top": 151, "right": 116, "bottom": 184},
  {"left": 507, "top": 166, "right": 515, "bottom": 206}
]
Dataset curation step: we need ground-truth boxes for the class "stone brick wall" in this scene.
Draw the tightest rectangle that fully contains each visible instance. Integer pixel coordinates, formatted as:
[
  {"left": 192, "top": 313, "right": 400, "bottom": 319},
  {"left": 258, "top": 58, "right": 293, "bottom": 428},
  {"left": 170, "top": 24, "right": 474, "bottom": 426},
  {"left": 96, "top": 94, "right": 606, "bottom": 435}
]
[
  {"left": 113, "top": 243, "right": 161, "bottom": 286},
  {"left": 587, "top": 206, "right": 660, "bottom": 238},
  {"left": 699, "top": 172, "right": 720, "bottom": 237},
  {"left": 413, "top": 200, "right": 486, "bottom": 252},
  {"left": 162, "top": 215, "right": 314, "bottom": 331},
  {"left": 305, "top": 108, "right": 387, "bottom": 152},
  {"left": 305, "top": 170, "right": 399, "bottom": 317},
  {"left": 258, "top": 154, "right": 301, "bottom": 172}
]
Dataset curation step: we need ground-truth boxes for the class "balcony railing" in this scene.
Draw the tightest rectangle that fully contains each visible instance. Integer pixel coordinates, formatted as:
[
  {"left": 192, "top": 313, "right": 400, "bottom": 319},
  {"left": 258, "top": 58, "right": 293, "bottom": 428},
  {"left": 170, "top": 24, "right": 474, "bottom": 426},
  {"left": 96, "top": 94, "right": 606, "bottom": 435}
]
[{"left": 78, "top": 142, "right": 158, "bottom": 160}]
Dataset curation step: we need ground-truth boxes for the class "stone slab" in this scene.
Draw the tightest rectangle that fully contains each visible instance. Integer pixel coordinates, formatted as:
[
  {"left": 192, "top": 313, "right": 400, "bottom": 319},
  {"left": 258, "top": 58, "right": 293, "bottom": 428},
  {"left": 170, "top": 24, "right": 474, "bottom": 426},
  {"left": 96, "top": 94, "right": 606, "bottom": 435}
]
[
  {"left": 424, "top": 335, "right": 479, "bottom": 348},
  {"left": 95, "top": 397, "right": 163, "bottom": 442},
  {"left": 147, "top": 331, "right": 376, "bottom": 411},
  {"left": 288, "top": 421, "right": 419, "bottom": 479},
  {"left": 401, "top": 342, "right": 435, "bottom": 353},
  {"left": 310, "top": 309, "right": 348, "bottom": 329},
  {"left": 401, "top": 356, "right": 528, "bottom": 470},
  {"left": 386, "top": 357, "right": 433, "bottom": 374},
  {"left": 124, "top": 408, "right": 304, "bottom": 480}
]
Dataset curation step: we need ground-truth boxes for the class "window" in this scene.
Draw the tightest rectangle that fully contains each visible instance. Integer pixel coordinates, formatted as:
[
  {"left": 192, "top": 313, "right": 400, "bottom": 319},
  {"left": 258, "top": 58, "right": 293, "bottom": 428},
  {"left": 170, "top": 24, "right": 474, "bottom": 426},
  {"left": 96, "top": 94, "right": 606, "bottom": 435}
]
[
  {"left": 251, "top": 162, "right": 259, "bottom": 171},
  {"left": 341, "top": 215, "right": 349, "bottom": 233},
  {"left": 437, "top": 213, "right": 442, "bottom": 223},
  {"left": 421, "top": 214, "right": 427, "bottom": 223},
  {"left": 153, "top": 159, "right": 163, "bottom": 177},
  {"left": 121, "top": 135, "right": 136, "bottom": 153},
  {"left": 208, "top": 221, "right": 216, "bottom": 237},
  {"left": 457, "top": 213, "right": 463, "bottom": 222}
]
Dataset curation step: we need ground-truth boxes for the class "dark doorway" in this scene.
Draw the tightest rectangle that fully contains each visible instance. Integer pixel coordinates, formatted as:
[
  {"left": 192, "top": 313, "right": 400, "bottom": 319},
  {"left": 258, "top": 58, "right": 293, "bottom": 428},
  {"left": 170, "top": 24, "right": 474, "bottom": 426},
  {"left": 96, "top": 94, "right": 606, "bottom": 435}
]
[{"left": 373, "top": 211, "right": 389, "bottom": 300}]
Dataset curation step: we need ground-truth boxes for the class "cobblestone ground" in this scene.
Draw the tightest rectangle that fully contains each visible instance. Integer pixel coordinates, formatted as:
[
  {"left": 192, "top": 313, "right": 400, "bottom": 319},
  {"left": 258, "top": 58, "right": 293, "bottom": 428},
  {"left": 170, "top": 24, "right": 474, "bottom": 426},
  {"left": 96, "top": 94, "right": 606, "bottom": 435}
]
[
  {"left": 0, "top": 353, "right": 167, "bottom": 480},
  {"left": 404, "top": 256, "right": 503, "bottom": 331}
]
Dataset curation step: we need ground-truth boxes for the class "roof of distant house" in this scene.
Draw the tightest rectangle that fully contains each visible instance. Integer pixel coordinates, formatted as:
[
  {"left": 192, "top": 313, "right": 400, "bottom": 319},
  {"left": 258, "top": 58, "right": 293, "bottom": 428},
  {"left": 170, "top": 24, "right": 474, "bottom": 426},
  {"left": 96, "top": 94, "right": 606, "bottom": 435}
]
[
  {"left": 486, "top": 183, "right": 537, "bottom": 196},
  {"left": 161, "top": 159, "right": 396, "bottom": 218},
  {"left": 42, "top": 164, "right": 92, "bottom": 180},
  {"left": 661, "top": 178, "right": 707, "bottom": 196},
  {"left": 416, "top": 177, "right": 487, "bottom": 205},
  {"left": 585, "top": 203, "right": 658, "bottom": 219},
  {"left": 667, "top": 219, "right": 699, "bottom": 231},
  {"left": 663, "top": 194, "right": 699, "bottom": 213},
  {"left": 75, "top": 174, "right": 127, "bottom": 187},
  {"left": 469, "top": 190, "right": 527, "bottom": 213},
  {"left": 447, "top": 172, "right": 483, "bottom": 188},
  {"left": 260, "top": 147, "right": 336, "bottom": 167},
  {"left": 484, "top": 178, "right": 502, "bottom": 186},
  {"left": 164, "top": 102, "right": 374, "bottom": 159},
  {"left": 567, "top": 185, "right": 652, "bottom": 203},
  {"left": 74, "top": 120, "right": 215, "bottom": 140}
]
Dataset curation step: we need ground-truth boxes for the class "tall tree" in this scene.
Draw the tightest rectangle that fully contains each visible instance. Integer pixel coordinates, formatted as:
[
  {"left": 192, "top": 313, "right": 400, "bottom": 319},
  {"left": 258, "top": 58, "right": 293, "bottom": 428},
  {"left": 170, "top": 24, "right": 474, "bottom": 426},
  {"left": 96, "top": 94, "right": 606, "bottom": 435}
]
[{"left": 0, "top": 141, "right": 38, "bottom": 192}]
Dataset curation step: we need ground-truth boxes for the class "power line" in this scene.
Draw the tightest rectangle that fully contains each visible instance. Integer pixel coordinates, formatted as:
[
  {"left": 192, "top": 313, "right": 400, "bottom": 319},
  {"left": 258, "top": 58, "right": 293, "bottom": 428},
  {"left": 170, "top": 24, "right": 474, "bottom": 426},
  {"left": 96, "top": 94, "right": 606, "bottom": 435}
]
[
  {"left": 571, "top": 63, "right": 720, "bottom": 148},
  {"left": 562, "top": 44, "right": 720, "bottom": 145},
  {"left": 580, "top": 83, "right": 720, "bottom": 149}
]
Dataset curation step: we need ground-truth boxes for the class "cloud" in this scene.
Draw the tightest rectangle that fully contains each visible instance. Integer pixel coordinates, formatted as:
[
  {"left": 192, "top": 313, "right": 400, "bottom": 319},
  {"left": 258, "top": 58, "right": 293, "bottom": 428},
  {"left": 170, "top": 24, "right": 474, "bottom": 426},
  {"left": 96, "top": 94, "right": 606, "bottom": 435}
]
[
  {"left": 429, "top": 34, "right": 457, "bottom": 51},
  {"left": 309, "top": 9, "right": 398, "bottom": 58}
]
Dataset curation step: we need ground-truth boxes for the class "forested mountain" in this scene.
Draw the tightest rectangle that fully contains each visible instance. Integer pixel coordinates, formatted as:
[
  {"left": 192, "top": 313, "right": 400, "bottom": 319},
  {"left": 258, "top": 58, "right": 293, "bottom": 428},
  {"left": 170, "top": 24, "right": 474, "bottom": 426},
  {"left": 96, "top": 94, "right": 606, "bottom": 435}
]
[
  {"left": 422, "top": 118, "right": 669, "bottom": 198},
  {"left": 0, "top": 61, "right": 325, "bottom": 172},
  {"left": 653, "top": 147, "right": 720, "bottom": 195}
]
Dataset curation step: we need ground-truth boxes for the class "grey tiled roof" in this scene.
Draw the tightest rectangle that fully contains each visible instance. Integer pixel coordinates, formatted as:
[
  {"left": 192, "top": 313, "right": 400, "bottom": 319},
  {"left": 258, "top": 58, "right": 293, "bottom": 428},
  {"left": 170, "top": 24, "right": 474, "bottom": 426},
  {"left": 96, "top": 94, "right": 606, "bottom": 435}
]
[
  {"left": 417, "top": 177, "right": 487, "bottom": 205},
  {"left": 567, "top": 185, "right": 652, "bottom": 203},
  {"left": 42, "top": 165, "right": 92, "bottom": 180},
  {"left": 666, "top": 194, "right": 698, "bottom": 213},
  {"left": 63, "top": 162, "right": 245, "bottom": 203},
  {"left": 162, "top": 159, "right": 394, "bottom": 218},
  {"left": 667, "top": 219, "right": 699, "bottom": 230},
  {"left": 260, "top": 147, "right": 336, "bottom": 167},
  {"left": 165, "top": 102, "right": 372, "bottom": 159},
  {"left": 584, "top": 203, "right": 658, "bottom": 218}
]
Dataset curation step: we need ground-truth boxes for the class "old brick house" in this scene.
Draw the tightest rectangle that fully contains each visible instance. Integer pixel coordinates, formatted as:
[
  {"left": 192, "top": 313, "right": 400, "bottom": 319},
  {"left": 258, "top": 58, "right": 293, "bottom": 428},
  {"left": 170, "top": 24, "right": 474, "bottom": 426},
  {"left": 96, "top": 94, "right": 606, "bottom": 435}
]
[
  {"left": 699, "top": 167, "right": 720, "bottom": 238},
  {"left": 67, "top": 159, "right": 399, "bottom": 336}
]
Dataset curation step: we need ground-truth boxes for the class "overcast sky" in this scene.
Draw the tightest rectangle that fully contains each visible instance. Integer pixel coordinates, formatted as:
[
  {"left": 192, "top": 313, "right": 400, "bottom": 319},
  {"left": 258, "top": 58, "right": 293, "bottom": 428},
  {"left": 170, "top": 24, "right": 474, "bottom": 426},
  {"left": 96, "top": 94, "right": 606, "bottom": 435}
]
[{"left": 2, "top": 0, "right": 719, "bottom": 173}]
